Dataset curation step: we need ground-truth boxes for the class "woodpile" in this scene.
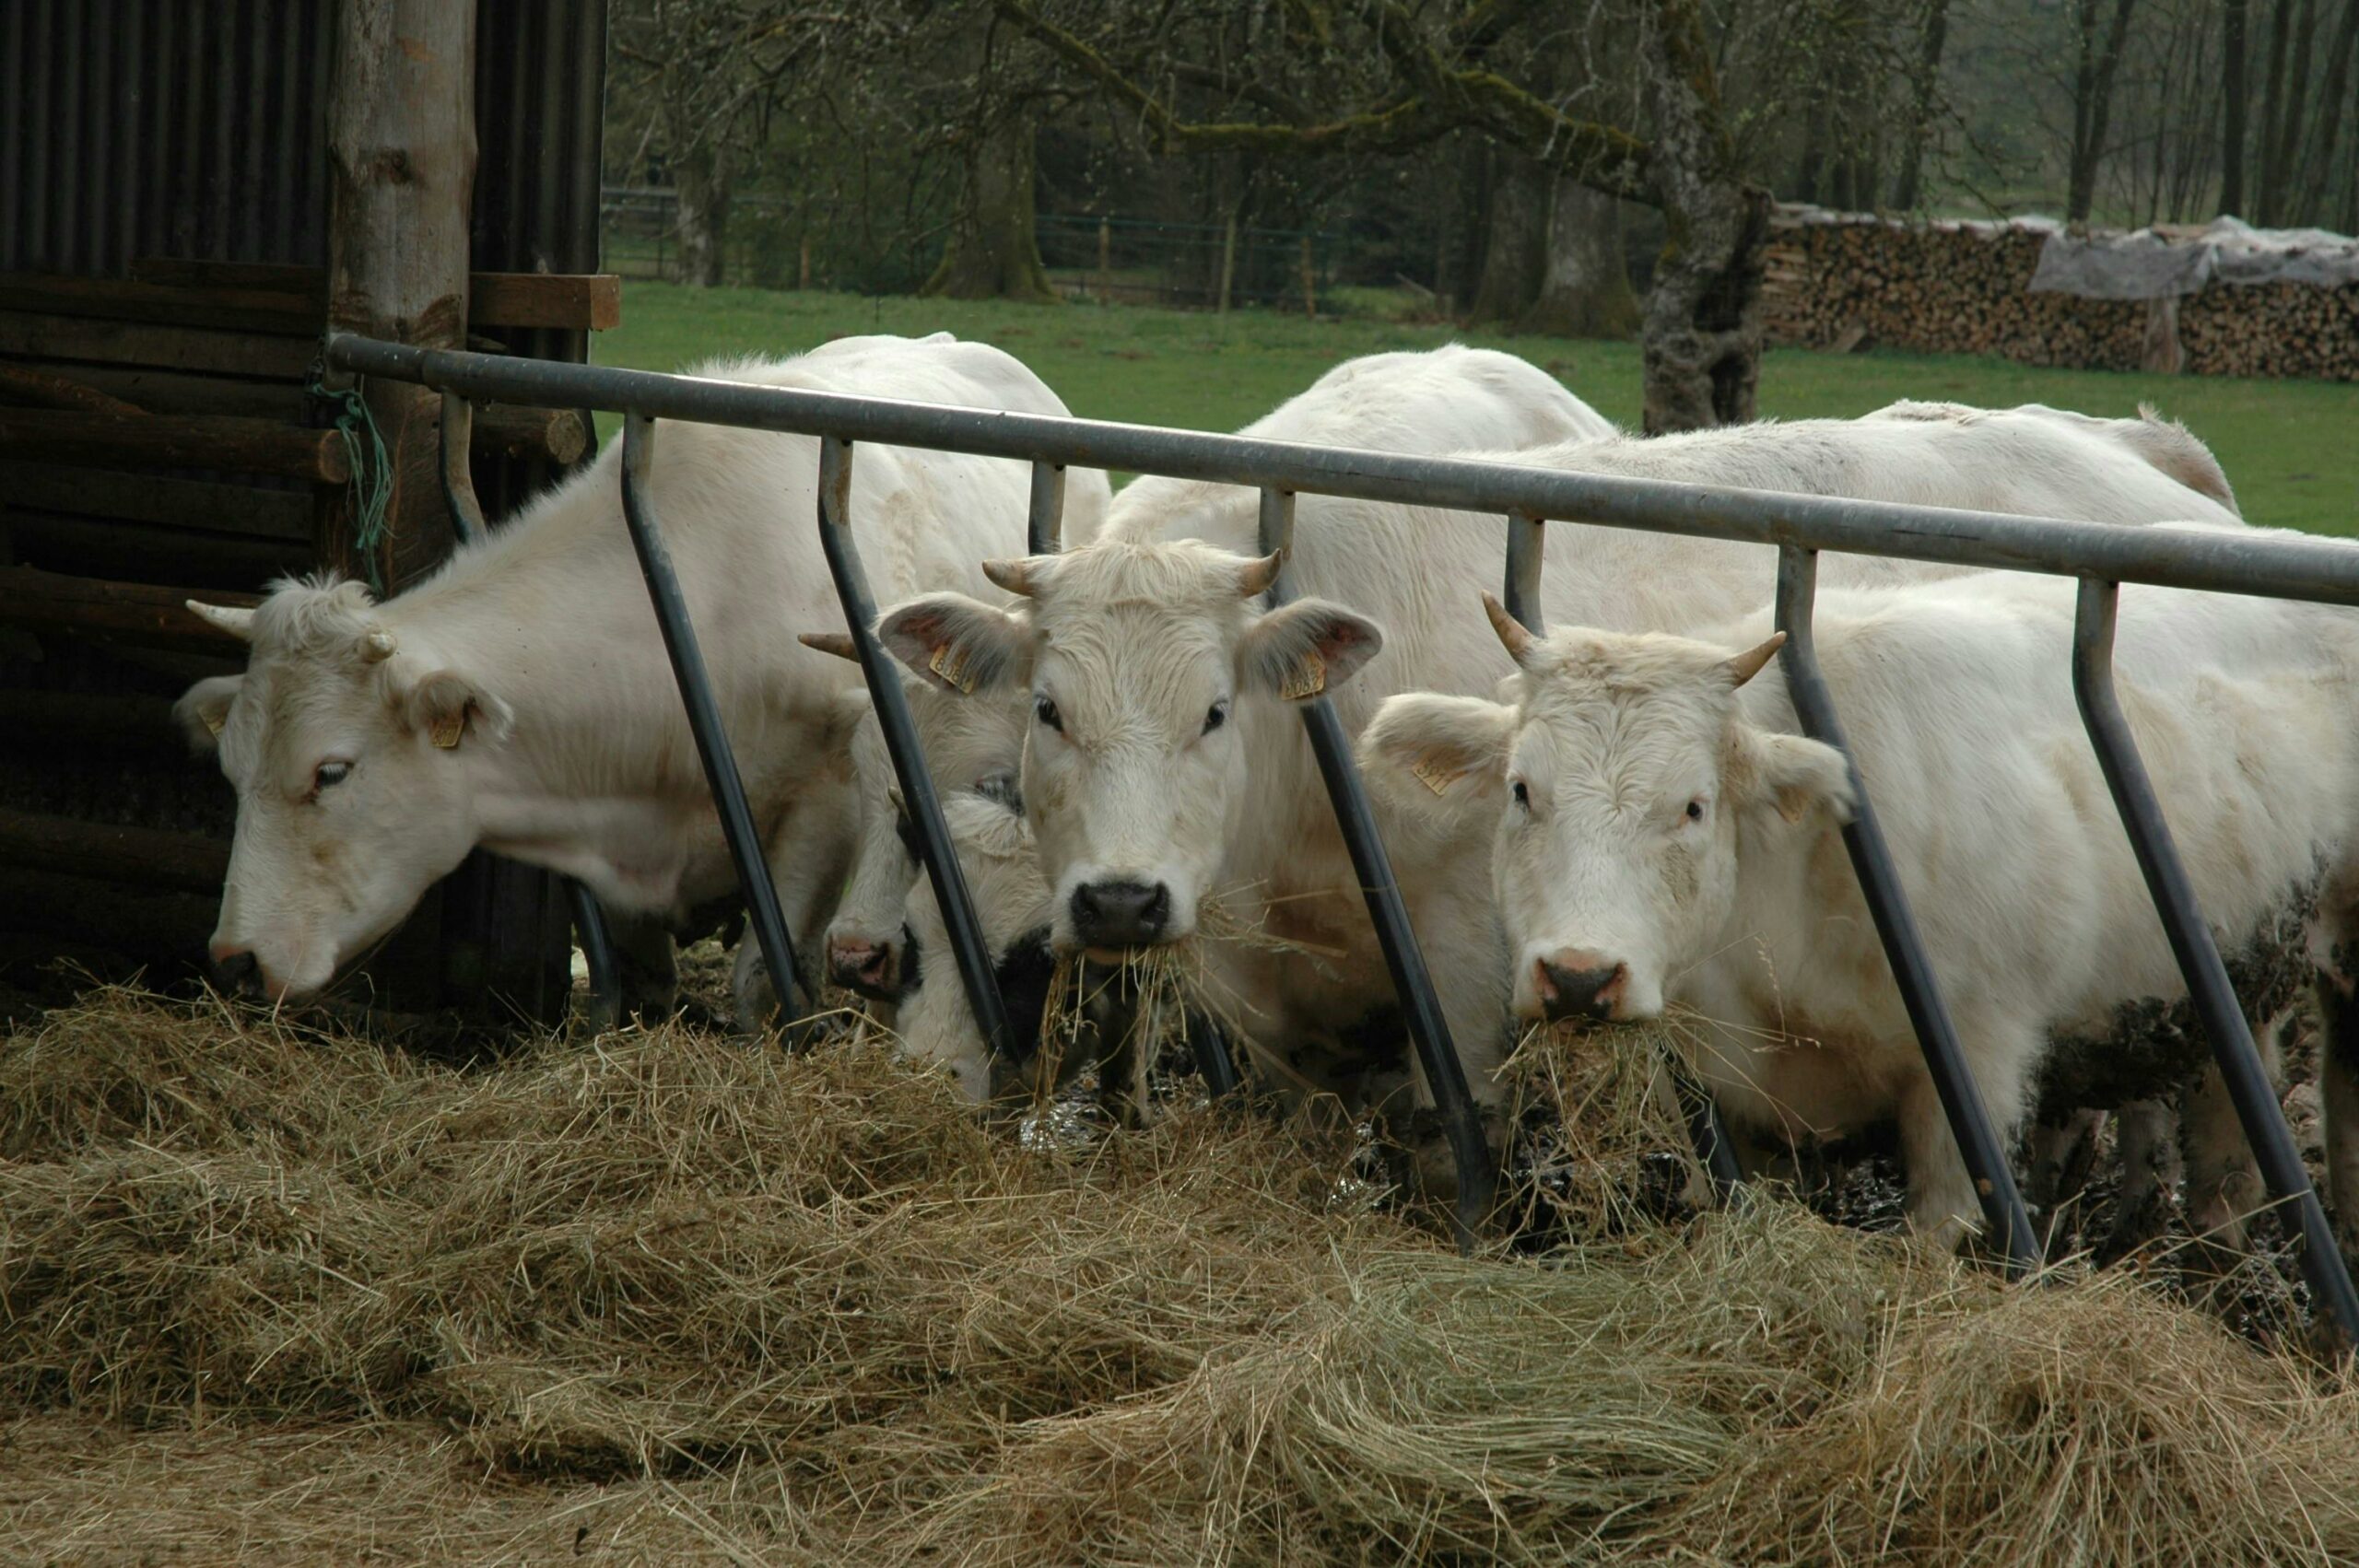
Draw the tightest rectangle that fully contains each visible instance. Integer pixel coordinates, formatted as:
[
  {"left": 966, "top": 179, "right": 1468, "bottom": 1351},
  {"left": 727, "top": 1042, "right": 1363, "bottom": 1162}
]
[{"left": 1762, "top": 207, "right": 2359, "bottom": 380}]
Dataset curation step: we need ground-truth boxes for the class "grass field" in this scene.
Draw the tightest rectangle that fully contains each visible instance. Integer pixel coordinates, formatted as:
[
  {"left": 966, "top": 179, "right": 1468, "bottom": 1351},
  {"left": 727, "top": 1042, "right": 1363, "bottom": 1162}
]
[{"left": 592, "top": 283, "right": 2359, "bottom": 536}]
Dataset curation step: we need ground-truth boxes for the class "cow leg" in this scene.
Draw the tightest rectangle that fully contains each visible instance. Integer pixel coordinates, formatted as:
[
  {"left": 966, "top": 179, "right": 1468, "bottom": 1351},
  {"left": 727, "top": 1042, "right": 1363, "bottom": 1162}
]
[
  {"left": 2323, "top": 992, "right": 2359, "bottom": 1264},
  {"left": 2025, "top": 1108, "right": 2103, "bottom": 1259},
  {"left": 605, "top": 911, "right": 680, "bottom": 1021},
  {"left": 1898, "top": 1018, "right": 2034, "bottom": 1253},
  {"left": 2096, "top": 1098, "right": 2177, "bottom": 1264},
  {"left": 2180, "top": 1059, "right": 2267, "bottom": 1278}
]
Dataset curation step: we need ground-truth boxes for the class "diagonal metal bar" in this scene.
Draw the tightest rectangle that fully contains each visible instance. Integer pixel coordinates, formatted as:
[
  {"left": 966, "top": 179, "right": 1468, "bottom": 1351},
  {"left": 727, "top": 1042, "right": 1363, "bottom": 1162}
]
[
  {"left": 440, "top": 387, "right": 619, "bottom": 1032},
  {"left": 617, "top": 413, "right": 804, "bottom": 1025},
  {"left": 1502, "top": 509, "right": 1743, "bottom": 1198},
  {"left": 1260, "top": 486, "right": 1495, "bottom": 1248},
  {"left": 1775, "top": 545, "right": 2039, "bottom": 1273},
  {"left": 2071, "top": 577, "right": 2359, "bottom": 1349},
  {"left": 816, "top": 438, "right": 1017, "bottom": 1064}
]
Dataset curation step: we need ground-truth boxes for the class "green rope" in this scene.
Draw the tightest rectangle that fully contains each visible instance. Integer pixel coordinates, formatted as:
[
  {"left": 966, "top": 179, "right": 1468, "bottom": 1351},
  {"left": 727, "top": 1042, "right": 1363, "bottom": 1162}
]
[{"left": 310, "top": 372, "right": 393, "bottom": 593}]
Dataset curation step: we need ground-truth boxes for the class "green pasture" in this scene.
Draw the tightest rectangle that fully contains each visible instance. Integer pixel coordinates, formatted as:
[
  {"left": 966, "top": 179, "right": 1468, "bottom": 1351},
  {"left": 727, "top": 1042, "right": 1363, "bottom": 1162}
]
[{"left": 593, "top": 283, "right": 2358, "bottom": 535}]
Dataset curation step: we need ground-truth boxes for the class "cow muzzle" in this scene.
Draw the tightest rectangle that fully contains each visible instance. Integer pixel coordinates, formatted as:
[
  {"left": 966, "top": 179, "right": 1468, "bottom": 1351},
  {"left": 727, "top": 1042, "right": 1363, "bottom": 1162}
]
[
  {"left": 208, "top": 945, "right": 272, "bottom": 1001},
  {"left": 1533, "top": 951, "right": 1630, "bottom": 1024},
  {"left": 1067, "top": 878, "right": 1172, "bottom": 950},
  {"left": 826, "top": 933, "right": 902, "bottom": 1002}
]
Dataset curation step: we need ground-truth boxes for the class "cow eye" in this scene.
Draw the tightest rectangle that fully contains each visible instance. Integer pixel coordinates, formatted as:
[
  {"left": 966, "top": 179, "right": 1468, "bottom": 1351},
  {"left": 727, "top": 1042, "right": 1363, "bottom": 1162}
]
[
  {"left": 1203, "top": 699, "right": 1229, "bottom": 735},
  {"left": 1684, "top": 798, "right": 1706, "bottom": 823},
  {"left": 1509, "top": 778, "right": 1530, "bottom": 809},
  {"left": 1033, "top": 695, "right": 1062, "bottom": 733},
  {"left": 313, "top": 760, "right": 352, "bottom": 793}
]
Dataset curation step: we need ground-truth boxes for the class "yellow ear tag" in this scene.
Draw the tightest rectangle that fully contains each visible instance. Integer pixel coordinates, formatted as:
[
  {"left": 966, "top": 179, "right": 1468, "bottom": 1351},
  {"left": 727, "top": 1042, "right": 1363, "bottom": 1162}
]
[
  {"left": 1411, "top": 749, "right": 1470, "bottom": 796},
  {"left": 1279, "top": 649, "right": 1327, "bottom": 701},
  {"left": 202, "top": 708, "right": 227, "bottom": 738},
  {"left": 929, "top": 640, "right": 978, "bottom": 694},
  {"left": 429, "top": 710, "right": 465, "bottom": 749}
]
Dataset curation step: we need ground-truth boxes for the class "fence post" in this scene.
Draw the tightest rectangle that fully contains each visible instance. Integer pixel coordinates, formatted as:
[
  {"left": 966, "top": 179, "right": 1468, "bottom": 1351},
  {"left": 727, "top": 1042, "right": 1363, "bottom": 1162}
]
[
  {"left": 1097, "top": 217, "right": 1112, "bottom": 304},
  {"left": 1218, "top": 212, "right": 1238, "bottom": 317},
  {"left": 1300, "top": 234, "right": 1317, "bottom": 319}
]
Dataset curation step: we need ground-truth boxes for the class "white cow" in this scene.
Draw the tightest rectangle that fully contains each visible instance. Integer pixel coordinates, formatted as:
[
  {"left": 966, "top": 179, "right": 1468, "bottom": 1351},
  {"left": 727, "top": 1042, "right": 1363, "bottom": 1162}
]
[
  {"left": 810, "top": 343, "right": 1610, "bottom": 1012},
  {"left": 1359, "top": 556, "right": 2359, "bottom": 1246},
  {"left": 871, "top": 400, "right": 2250, "bottom": 1186},
  {"left": 174, "top": 333, "right": 1095, "bottom": 1009}
]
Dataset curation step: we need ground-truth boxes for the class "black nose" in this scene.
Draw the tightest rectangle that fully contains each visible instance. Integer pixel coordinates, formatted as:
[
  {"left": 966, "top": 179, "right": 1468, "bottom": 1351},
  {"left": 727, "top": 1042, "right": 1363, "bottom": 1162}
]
[
  {"left": 1540, "top": 960, "right": 1624, "bottom": 1024},
  {"left": 1068, "top": 879, "right": 1170, "bottom": 947},
  {"left": 212, "top": 950, "right": 265, "bottom": 999}
]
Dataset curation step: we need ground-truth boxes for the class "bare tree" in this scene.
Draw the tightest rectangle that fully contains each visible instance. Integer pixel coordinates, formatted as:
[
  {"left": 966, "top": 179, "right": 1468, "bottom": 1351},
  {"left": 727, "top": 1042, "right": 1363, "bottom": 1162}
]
[
  {"left": 2066, "top": 0, "right": 2139, "bottom": 221},
  {"left": 2223, "top": 0, "right": 2251, "bottom": 215}
]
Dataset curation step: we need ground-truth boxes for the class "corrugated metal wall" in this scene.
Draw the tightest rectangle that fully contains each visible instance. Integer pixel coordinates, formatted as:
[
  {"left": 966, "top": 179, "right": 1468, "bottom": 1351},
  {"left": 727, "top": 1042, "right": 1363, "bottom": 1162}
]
[{"left": 0, "top": 0, "right": 610, "bottom": 1022}]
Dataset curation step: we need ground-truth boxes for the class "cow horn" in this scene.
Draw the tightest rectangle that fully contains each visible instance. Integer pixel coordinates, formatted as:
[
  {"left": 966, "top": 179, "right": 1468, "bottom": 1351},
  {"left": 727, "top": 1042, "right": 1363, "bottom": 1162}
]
[
  {"left": 1235, "top": 551, "right": 1284, "bottom": 598},
  {"left": 358, "top": 628, "right": 398, "bottom": 662},
  {"left": 981, "top": 557, "right": 1039, "bottom": 597},
  {"left": 186, "top": 601, "right": 255, "bottom": 641},
  {"left": 1480, "top": 591, "right": 1534, "bottom": 664},
  {"left": 1724, "top": 631, "right": 1788, "bottom": 688},
  {"left": 798, "top": 630, "right": 860, "bottom": 663}
]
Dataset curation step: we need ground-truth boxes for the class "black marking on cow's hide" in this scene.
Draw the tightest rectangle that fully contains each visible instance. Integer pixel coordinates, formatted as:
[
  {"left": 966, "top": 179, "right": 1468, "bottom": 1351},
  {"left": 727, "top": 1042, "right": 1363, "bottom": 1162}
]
[
  {"left": 2033, "top": 872, "right": 2320, "bottom": 1120},
  {"left": 992, "top": 926, "right": 1058, "bottom": 1067}
]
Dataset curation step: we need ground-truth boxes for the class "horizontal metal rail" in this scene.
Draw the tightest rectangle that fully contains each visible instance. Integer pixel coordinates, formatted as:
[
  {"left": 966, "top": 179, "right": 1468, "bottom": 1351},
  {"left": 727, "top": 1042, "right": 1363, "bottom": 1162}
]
[
  {"left": 1778, "top": 547, "right": 2041, "bottom": 1272},
  {"left": 334, "top": 334, "right": 2359, "bottom": 608},
  {"left": 2072, "top": 579, "right": 2359, "bottom": 1346}
]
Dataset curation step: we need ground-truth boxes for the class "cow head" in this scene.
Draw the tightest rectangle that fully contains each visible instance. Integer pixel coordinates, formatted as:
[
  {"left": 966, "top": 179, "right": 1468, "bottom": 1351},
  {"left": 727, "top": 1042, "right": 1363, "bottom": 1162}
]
[
  {"left": 1360, "top": 595, "right": 1851, "bottom": 1026},
  {"left": 175, "top": 579, "right": 511, "bottom": 999},
  {"left": 873, "top": 536, "right": 1381, "bottom": 954}
]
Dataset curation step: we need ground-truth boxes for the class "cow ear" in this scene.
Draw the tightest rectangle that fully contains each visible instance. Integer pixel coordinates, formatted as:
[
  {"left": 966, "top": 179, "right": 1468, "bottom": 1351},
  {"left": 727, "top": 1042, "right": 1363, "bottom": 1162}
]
[
  {"left": 390, "top": 663, "right": 513, "bottom": 750},
  {"left": 875, "top": 592, "right": 1028, "bottom": 697},
  {"left": 1240, "top": 597, "right": 1383, "bottom": 702},
  {"left": 1358, "top": 692, "right": 1515, "bottom": 814},
  {"left": 1743, "top": 731, "right": 1855, "bottom": 828},
  {"left": 173, "top": 674, "right": 243, "bottom": 754}
]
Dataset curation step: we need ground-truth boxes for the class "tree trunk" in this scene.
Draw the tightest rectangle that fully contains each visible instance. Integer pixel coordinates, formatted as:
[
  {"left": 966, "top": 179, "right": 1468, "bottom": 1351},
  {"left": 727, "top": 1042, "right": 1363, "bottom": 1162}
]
[
  {"left": 1638, "top": 0, "right": 1766, "bottom": 432},
  {"left": 1469, "top": 151, "right": 1549, "bottom": 323},
  {"left": 674, "top": 143, "right": 731, "bottom": 288},
  {"left": 1892, "top": 0, "right": 1953, "bottom": 209},
  {"left": 1523, "top": 181, "right": 1640, "bottom": 338},
  {"left": 923, "top": 113, "right": 1056, "bottom": 302},
  {"left": 2263, "top": 0, "right": 2321, "bottom": 222},
  {"left": 2294, "top": 0, "right": 2359, "bottom": 224},
  {"left": 2224, "top": 0, "right": 2252, "bottom": 214},
  {"left": 2067, "top": 0, "right": 2140, "bottom": 222}
]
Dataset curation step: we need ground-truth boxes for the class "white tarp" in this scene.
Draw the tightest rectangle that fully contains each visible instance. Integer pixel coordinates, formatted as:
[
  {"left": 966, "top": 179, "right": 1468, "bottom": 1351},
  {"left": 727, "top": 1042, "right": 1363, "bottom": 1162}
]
[{"left": 2030, "top": 216, "right": 2359, "bottom": 298}]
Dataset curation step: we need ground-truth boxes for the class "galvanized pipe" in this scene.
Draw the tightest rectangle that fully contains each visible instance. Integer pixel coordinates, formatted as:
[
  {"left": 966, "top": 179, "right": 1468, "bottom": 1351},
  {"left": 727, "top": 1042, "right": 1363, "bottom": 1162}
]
[
  {"left": 1260, "top": 486, "right": 1496, "bottom": 1247},
  {"left": 439, "top": 384, "right": 620, "bottom": 1032},
  {"left": 1775, "top": 545, "right": 2040, "bottom": 1273},
  {"left": 331, "top": 334, "right": 2359, "bottom": 609},
  {"left": 2071, "top": 577, "right": 2359, "bottom": 1348},
  {"left": 816, "top": 438, "right": 1017, "bottom": 1063},
  {"left": 1502, "top": 510, "right": 1546, "bottom": 632},
  {"left": 617, "top": 413, "right": 804, "bottom": 1024},
  {"left": 1027, "top": 460, "right": 1065, "bottom": 556}
]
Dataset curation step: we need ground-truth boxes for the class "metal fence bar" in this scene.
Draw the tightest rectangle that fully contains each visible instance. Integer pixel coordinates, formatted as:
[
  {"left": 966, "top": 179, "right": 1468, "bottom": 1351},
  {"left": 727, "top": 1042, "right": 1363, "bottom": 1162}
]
[
  {"left": 1260, "top": 486, "right": 1495, "bottom": 1246},
  {"left": 816, "top": 438, "right": 1019, "bottom": 1063},
  {"left": 1027, "top": 461, "right": 1065, "bottom": 556},
  {"left": 1775, "top": 545, "right": 2040, "bottom": 1272},
  {"left": 617, "top": 414, "right": 804, "bottom": 1023},
  {"left": 330, "top": 335, "right": 2359, "bottom": 610},
  {"left": 439, "top": 388, "right": 621, "bottom": 1032},
  {"left": 1501, "top": 509, "right": 1743, "bottom": 1197},
  {"left": 2071, "top": 578, "right": 2359, "bottom": 1347}
]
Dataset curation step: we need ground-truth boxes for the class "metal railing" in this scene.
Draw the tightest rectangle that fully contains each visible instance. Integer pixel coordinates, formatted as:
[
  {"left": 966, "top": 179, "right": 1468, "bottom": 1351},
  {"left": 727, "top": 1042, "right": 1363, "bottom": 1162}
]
[{"left": 350, "top": 332, "right": 2359, "bottom": 1338}]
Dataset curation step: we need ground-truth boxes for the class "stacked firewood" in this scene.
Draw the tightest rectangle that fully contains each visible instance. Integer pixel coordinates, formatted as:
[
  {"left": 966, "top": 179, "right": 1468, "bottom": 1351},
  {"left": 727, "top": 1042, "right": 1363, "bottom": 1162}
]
[{"left": 1762, "top": 207, "right": 2359, "bottom": 381}]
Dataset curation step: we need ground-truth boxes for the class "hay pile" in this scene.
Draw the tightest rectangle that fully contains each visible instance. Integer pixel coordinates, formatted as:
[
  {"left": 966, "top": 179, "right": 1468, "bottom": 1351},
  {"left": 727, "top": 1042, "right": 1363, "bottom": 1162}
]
[{"left": 3, "top": 988, "right": 2356, "bottom": 1565}]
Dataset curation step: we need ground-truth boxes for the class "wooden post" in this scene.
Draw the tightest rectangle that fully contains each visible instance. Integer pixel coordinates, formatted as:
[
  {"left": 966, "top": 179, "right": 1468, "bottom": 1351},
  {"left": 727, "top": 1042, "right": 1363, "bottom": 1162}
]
[
  {"left": 323, "top": 0, "right": 478, "bottom": 1012},
  {"left": 1217, "top": 211, "right": 1238, "bottom": 316},
  {"left": 324, "top": 0, "right": 475, "bottom": 593},
  {"left": 1299, "top": 233, "right": 1317, "bottom": 319},
  {"left": 799, "top": 234, "right": 813, "bottom": 290},
  {"left": 1097, "top": 216, "right": 1112, "bottom": 303}
]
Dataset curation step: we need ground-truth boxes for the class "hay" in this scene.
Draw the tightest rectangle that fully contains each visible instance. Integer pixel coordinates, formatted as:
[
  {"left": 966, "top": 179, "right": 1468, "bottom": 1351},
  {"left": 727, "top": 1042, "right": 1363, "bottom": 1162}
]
[{"left": 4, "top": 986, "right": 2357, "bottom": 1566}]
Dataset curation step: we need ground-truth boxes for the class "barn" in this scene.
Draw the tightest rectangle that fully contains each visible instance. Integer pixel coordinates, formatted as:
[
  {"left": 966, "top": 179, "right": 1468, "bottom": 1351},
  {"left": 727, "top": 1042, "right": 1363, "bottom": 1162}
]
[{"left": 0, "top": 0, "right": 613, "bottom": 1024}]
